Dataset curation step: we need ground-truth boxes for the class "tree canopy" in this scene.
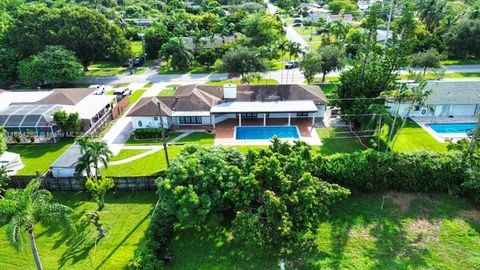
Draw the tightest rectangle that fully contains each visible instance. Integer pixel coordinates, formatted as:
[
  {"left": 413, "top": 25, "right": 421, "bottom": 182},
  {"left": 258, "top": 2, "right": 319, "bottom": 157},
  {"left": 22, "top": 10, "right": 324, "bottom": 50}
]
[{"left": 220, "top": 46, "right": 267, "bottom": 76}]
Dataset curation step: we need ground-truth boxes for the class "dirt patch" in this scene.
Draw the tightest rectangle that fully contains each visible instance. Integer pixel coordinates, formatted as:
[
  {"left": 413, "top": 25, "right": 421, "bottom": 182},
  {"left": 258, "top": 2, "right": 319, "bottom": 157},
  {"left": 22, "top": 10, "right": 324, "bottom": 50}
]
[
  {"left": 406, "top": 218, "right": 441, "bottom": 247},
  {"left": 461, "top": 209, "right": 480, "bottom": 224},
  {"left": 348, "top": 225, "right": 376, "bottom": 241},
  {"left": 385, "top": 192, "right": 419, "bottom": 211}
]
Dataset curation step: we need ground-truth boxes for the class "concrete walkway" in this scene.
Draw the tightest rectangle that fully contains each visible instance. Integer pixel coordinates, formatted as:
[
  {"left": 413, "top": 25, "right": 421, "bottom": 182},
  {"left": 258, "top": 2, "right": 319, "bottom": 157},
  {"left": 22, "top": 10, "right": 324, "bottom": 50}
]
[{"left": 108, "top": 131, "right": 192, "bottom": 166}]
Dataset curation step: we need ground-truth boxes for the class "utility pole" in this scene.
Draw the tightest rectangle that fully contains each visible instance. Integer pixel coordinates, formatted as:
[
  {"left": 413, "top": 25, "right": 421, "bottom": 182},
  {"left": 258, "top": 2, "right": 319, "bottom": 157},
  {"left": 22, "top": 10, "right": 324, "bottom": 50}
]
[
  {"left": 384, "top": 0, "right": 395, "bottom": 46},
  {"left": 156, "top": 100, "right": 170, "bottom": 167}
]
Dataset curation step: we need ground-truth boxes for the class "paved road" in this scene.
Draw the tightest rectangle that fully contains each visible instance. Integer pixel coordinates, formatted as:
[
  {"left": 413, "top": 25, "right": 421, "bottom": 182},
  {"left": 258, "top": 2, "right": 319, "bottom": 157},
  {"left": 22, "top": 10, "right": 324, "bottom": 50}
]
[{"left": 267, "top": 2, "right": 310, "bottom": 51}]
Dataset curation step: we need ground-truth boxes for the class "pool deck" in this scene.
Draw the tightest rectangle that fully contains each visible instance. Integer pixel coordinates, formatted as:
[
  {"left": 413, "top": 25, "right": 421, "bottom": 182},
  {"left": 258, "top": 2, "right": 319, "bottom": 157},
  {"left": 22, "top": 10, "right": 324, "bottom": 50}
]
[
  {"left": 214, "top": 118, "right": 322, "bottom": 145},
  {"left": 411, "top": 116, "right": 477, "bottom": 142}
]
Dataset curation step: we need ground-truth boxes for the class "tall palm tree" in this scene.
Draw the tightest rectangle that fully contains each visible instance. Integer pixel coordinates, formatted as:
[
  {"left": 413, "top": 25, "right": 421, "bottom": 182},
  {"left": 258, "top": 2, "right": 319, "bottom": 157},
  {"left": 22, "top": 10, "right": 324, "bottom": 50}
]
[
  {"left": 160, "top": 37, "right": 194, "bottom": 71},
  {"left": 384, "top": 81, "right": 433, "bottom": 150},
  {"left": 0, "top": 178, "right": 72, "bottom": 270},
  {"left": 75, "top": 138, "right": 112, "bottom": 177},
  {"left": 287, "top": 41, "right": 302, "bottom": 61}
]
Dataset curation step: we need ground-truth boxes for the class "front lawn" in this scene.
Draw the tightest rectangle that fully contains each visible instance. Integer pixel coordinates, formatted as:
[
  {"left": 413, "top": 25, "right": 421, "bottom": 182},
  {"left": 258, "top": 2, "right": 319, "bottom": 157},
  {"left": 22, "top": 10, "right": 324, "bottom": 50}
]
[
  {"left": 125, "top": 132, "right": 184, "bottom": 146},
  {"left": 0, "top": 191, "right": 155, "bottom": 270},
  {"left": 8, "top": 138, "right": 74, "bottom": 175},
  {"left": 158, "top": 84, "right": 182, "bottom": 96},
  {"left": 129, "top": 89, "right": 147, "bottom": 104},
  {"left": 316, "top": 127, "right": 365, "bottom": 155},
  {"left": 389, "top": 120, "right": 447, "bottom": 152},
  {"left": 164, "top": 193, "right": 480, "bottom": 269}
]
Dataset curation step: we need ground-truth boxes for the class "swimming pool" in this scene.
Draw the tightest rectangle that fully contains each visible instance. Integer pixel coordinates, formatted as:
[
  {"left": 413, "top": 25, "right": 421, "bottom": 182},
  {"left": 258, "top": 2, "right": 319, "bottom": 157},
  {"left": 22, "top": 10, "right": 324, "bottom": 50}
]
[
  {"left": 427, "top": 123, "right": 477, "bottom": 135},
  {"left": 235, "top": 126, "right": 300, "bottom": 140}
]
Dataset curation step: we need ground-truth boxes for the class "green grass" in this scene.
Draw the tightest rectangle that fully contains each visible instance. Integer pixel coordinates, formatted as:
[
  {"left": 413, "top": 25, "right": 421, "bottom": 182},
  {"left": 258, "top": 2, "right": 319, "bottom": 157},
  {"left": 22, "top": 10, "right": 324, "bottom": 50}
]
[
  {"left": 144, "top": 82, "right": 154, "bottom": 88},
  {"left": 85, "top": 68, "right": 127, "bottom": 77},
  {"left": 175, "top": 132, "right": 215, "bottom": 145},
  {"left": 388, "top": 120, "right": 447, "bottom": 152},
  {"left": 398, "top": 72, "right": 480, "bottom": 81},
  {"left": 112, "top": 82, "right": 130, "bottom": 88},
  {"left": 102, "top": 146, "right": 183, "bottom": 176},
  {"left": 8, "top": 138, "right": 74, "bottom": 175},
  {"left": 207, "top": 79, "right": 279, "bottom": 86},
  {"left": 440, "top": 58, "right": 480, "bottom": 65},
  {"left": 110, "top": 149, "right": 149, "bottom": 162},
  {"left": 129, "top": 89, "right": 146, "bottom": 104},
  {"left": 0, "top": 191, "right": 155, "bottom": 269},
  {"left": 165, "top": 193, "right": 480, "bottom": 269},
  {"left": 125, "top": 132, "right": 183, "bottom": 146},
  {"left": 158, "top": 84, "right": 181, "bottom": 96},
  {"left": 316, "top": 127, "right": 365, "bottom": 155},
  {"left": 318, "top": 83, "right": 338, "bottom": 99}
]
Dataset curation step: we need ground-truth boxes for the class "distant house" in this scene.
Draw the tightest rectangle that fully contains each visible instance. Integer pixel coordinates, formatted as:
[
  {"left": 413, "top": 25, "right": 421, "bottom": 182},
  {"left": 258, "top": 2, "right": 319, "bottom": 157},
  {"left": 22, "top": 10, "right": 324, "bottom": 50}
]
[
  {"left": 307, "top": 10, "right": 354, "bottom": 24},
  {"left": 386, "top": 81, "right": 480, "bottom": 118},
  {"left": 128, "top": 84, "right": 327, "bottom": 130},
  {"left": 183, "top": 34, "right": 239, "bottom": 50},
  {"left": 0, "top": 88, "right": 128, "bottom": 142}
]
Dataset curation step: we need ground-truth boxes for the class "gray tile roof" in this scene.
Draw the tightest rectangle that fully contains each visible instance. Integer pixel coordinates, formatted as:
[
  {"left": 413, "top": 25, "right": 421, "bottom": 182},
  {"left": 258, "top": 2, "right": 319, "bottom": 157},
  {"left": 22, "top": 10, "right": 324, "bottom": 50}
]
[{"left": 425, "top": 81, "right": 480, "bottom": 105}]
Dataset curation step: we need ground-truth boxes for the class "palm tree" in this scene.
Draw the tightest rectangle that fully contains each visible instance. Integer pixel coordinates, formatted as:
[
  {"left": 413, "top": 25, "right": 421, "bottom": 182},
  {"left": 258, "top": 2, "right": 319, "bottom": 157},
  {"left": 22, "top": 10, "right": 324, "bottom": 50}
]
[
  {"left": 75, "top": 138, "right": 112, "bottom": 177},
  {"left": 384, "top": 81, "right": 433, "bottom": 150},
  {"left": 160, "top": 37, "right": 194, "bottom": 71},
  {"left": 287, "top": 41, "right": 302, "bottom": 61},
  {"left": 0, "top": 178, "right": 72, "bottom": 270}
]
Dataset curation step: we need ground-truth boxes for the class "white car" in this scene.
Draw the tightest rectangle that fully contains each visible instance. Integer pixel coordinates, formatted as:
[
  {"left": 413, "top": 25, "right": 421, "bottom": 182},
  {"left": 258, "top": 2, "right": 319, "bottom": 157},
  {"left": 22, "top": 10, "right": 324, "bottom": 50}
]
[
  {"left": 94, "top": 86, "right": 105, "bottom": 95},
  {"left": 114, "top": 88, "right": 132, "bottom": 96}
]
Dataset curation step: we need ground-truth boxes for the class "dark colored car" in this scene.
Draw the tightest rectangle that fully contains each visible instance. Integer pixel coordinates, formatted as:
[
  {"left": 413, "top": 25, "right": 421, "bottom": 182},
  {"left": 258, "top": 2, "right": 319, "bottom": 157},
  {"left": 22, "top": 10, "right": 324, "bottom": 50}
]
[
  {"left": 285, "top": 61, "right": 299, "bottom": 69},
  {"left": 133, "top": 56, "right": 145, "bottom": 67},
  {"left": 123, "top": 58, "right": 132, "bottom": 67}
]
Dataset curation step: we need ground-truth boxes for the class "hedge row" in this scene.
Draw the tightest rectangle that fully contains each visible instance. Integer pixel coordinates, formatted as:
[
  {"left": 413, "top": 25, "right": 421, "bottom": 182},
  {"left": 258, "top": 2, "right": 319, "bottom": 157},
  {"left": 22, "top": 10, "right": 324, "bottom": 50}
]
[
  {"left": 311, "top": 150, "right": 467, "bottom": 194},
  {"left": 134, "top": 128, "right": 169, "bottom": 139}
]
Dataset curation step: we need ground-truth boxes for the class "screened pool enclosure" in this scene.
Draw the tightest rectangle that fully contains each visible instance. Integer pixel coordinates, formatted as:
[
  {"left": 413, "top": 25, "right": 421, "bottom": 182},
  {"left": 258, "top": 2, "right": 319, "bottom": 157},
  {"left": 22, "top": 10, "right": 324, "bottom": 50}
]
[{"left": 0, "top": 104, "right": 61, "bottom": 142}]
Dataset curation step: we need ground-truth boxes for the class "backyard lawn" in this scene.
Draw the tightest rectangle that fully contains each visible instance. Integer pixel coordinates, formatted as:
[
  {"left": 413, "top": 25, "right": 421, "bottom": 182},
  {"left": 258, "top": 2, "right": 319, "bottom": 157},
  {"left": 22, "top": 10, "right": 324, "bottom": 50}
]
[
  {"left": 316, "top": 127, "right": 365, "bottom": 155},
  {"left": 175, "top": 132, "right": 215, "bottom": 144},
  {"left": 164, "top": 193, "right": 480, "bottom": 269},
  {"left": 8, "top": 138, "right": 74, "bottom": 175},
  {"left": 389, "top": 120, "right": 448, "bottom": 152},
  {"left": 0, "top": 191, "right": 156, "bottom": 270}
]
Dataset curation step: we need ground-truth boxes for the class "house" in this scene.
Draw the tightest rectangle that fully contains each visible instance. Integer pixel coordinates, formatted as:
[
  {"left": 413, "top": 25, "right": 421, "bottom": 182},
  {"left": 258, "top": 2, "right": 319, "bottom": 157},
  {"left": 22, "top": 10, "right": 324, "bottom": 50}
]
[
  {"left": 128, "top": 84, "right": 327, "bottom": 130},
  {"left": 0, "top": 88, "right": 129, "bottom": 142},
  {"left": 386, "top": 81, "right": 480, "bottom": 118}
]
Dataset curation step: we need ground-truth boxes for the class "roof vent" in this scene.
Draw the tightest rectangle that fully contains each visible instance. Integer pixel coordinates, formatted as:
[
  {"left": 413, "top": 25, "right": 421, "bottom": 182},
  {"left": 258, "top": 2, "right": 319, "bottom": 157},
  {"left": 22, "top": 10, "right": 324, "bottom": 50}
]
[{"left": 223, "top": 84, "right": 237, "bottom": 99}]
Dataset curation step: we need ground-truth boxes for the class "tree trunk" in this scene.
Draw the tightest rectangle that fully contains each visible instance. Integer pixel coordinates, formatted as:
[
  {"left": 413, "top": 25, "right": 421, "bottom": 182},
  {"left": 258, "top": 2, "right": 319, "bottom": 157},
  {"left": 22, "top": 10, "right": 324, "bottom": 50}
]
[
  {"left": 98, "top": 193, "right": 105, "bottom": 211},
  {"left": 28, "top": 227, "right": 44, "bottom": 270},
  {"left": 423, "top": 66, "right": 427, "bottom": 75},
  {"left": 322, "top": 72, "right": 326, "bottom": 82}
]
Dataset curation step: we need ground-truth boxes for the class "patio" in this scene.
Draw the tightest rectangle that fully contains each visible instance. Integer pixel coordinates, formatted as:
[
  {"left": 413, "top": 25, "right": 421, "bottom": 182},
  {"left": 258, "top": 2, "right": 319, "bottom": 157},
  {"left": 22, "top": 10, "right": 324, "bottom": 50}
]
[{"left": 214, "top": 118, "right": 322, "bottom": 145}]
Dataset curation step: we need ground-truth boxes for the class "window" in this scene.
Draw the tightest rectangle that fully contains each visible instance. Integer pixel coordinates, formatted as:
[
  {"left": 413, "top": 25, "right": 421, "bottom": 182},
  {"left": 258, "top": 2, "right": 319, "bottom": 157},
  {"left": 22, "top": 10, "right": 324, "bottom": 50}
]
[
  {"left": 138, "top": 120, "right": 143, "bottom": 127},
  {"left": 179, "top": 116, "right": 202, "bottom": 124},
  {"left": 240, "top": 113, "right": 258, "bottom": 118},
  {"left": 153, "top": 116, "right": 159, "bottom": 121},
  {"left": 297, "top": 112, "right": 309, "bottom": 117}
]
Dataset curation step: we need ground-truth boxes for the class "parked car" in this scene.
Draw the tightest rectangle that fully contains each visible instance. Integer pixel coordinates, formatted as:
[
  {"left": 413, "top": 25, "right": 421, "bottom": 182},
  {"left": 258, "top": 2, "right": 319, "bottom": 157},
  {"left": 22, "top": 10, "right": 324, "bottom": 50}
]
[
  {"left": 123, "top": 58, "right": 133, "bottom": 67},
  {"left": 285, "top": 61, "right": 299, "bottom": 69},
  {"left": 292, "top": 23, "right": 303, "bottom": 27},
  {"left": 114, "top": 87, "right": 132, "bottom": 96},
  {"left": 133, "top": 56, "right": 145, "bottom": 67},
  {"left": 293, "top": 19, "right": 303, "bottom": 24},
  {"left": 94, "top": 86, "right": 105, "bottom": 95},
  {"left": 293, "top": 14, "right": 302, "bottom": 18}
]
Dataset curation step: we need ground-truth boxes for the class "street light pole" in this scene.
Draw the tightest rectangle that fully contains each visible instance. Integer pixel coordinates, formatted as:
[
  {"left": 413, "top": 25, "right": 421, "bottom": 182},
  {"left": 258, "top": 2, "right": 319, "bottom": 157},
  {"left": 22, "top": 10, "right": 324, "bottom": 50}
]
[
  {"left": 156, "top": 100, "right": 170, "bottom": 167},
  {"left": 384, "top": 0, "right": 395, "bottom": 46}
]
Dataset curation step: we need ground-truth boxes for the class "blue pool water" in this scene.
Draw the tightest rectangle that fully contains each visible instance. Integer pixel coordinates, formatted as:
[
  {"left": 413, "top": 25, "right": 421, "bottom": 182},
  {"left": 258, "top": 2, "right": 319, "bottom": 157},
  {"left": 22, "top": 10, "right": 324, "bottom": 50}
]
[
  {"left": 428, "top": 123, "right": 477, "bottom": 134},
  {"left": 235, "top": 126, "right": 300, "bottom": 140}
]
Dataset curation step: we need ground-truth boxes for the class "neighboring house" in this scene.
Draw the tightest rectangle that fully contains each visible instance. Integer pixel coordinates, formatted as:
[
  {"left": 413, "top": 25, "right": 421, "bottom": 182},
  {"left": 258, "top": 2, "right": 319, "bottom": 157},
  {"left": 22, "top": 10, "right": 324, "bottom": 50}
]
[
  {"left": 307, "top": 11, "right": 354, "bottom": 24},
  {"left": 183, "top": 34, "right": 239, "bottom": 50},
  {"left": 128, "top": 84, "right": 328, "bottom": 130},
  {"left": 0, "top": 88, "right": 128, "bottom": 142},
  {"left": 376, "top": 29, "right": 392, "bottom": 44},
  {"left": 386, "top": 81, "right": 480, "bottom": 117}
]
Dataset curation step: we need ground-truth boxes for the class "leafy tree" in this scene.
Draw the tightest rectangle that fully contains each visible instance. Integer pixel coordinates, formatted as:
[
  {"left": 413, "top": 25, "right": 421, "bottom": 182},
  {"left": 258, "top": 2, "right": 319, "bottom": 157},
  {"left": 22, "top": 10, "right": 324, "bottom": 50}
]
[
  {"left": 299, "top": 51, "right": 322, "bottom": 84},
  {"left": 220, "top": 46, "right": 267, "bottom": 77},
  {"left": 85, "top": 176, "right": 114, "bottom": 211},
  {"left": 242, "top": 13, "right": 282, "bottom": 48},
  {"left": 416, "top": 0, "right": 446, "bottom": 33},
  {"left": 74, "top": 138, "right": 112, "bottom": 177},
  {"left": 318, "top": 45, "right": 345, "bottom": 82},
  {"left": 0, "top": 46, "right": 18, "bottom": 88},
  {"left": 144, "top": 22, "right": 170, "bottom": 60},
  {"left": 287, "top": 41, "right": 302, "bottom": 60},
  {"left": 411, "top": 48, "right": 443, "bottom": 75},
  {"left": 160, "top": 37, "right": 194, "bottom": 71},
  {"left": 444, "top": 18, "right": 480, "bottom": 59},
  {"left": 0, "top": 178, "right": 72, "bottom": 270},
  {"left": 195, "top": 48, "right": 218, "bottom": 70},
  {"left": 344, "top": 27, "right": 366, "bottom": 57},
  {"left": 18, "top": 46, "right": 83, "bottom": 87},
  {"left": 328, "top": 0, "right": 358, "bottom": 14},
  {"left": 53, "top": 110, "right": 82, "bottom": 136}
]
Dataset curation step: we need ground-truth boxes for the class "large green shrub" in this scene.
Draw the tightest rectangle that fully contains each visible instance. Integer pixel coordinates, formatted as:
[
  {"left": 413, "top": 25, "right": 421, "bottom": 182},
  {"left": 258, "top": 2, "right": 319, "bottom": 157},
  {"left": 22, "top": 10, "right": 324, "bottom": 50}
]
[
  {"left": 134, "top": 128, "right": 169, "bottom": 139},
  {"left": 311, "top": 150, "right": 466, "bottom": 193}
]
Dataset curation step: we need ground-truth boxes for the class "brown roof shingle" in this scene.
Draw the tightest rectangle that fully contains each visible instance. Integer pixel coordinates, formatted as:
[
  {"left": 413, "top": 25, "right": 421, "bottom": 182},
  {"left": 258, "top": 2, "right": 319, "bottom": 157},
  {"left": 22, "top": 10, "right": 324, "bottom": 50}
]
[
  {"left": 127, "top": 84, "right": 328, "bottom": 117},
  {"left": 33, "top": 88, "right": 94, "bottom": 105}
]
